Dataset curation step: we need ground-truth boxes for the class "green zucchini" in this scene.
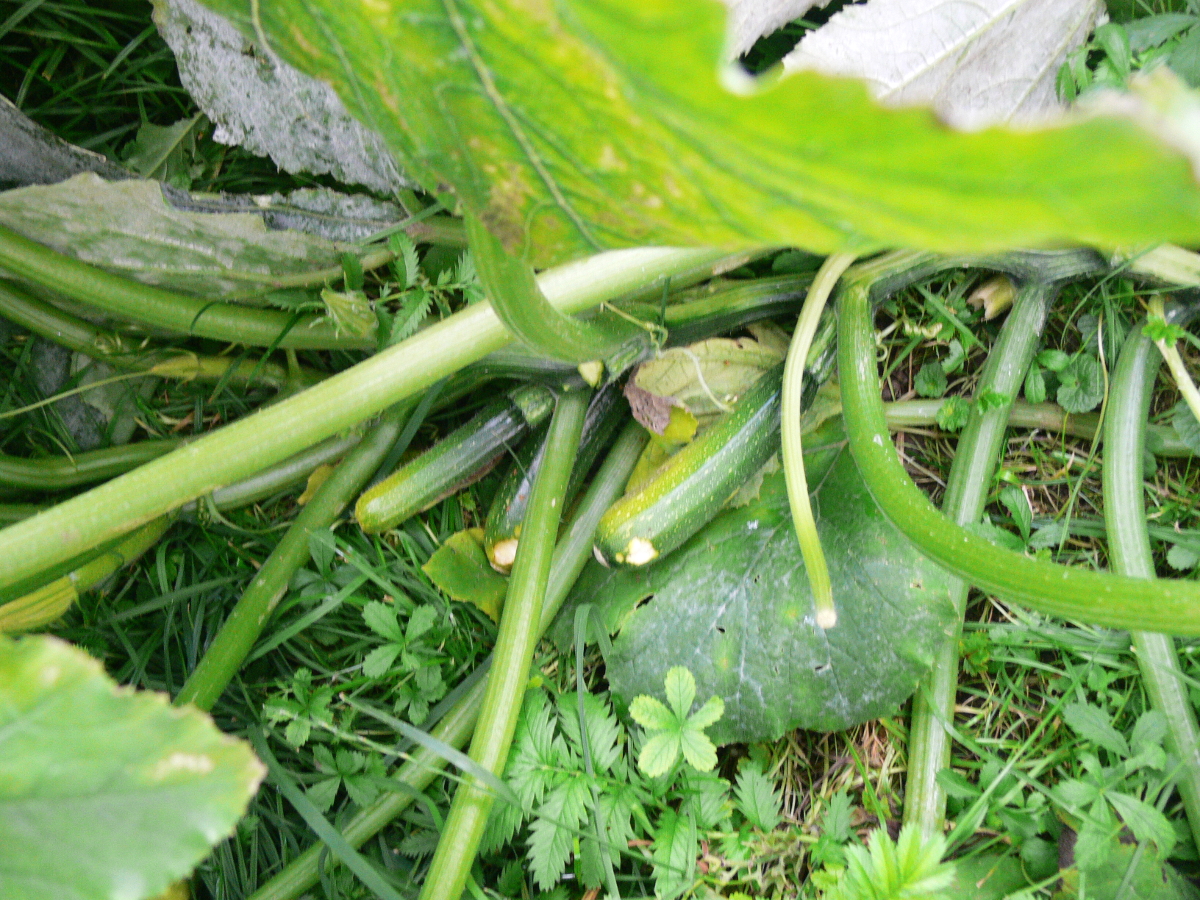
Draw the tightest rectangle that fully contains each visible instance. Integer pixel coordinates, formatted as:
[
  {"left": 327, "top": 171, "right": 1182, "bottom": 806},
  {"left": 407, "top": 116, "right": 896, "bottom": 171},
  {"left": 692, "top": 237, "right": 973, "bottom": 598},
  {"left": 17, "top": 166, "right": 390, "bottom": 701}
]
[
  {"left": 594, "top": 361, "right": 784, "bottom": 567},
  {"left": 356, "top": 383, "right": 555, "bottom": 533},
  {"left": 483, "top": 385, "right": 624, "bottom": 572}
]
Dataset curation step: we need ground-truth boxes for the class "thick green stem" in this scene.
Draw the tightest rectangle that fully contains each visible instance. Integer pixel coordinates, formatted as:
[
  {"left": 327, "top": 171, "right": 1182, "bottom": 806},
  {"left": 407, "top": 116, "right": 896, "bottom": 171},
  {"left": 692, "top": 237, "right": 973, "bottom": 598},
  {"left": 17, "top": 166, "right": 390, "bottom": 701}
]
[
  {"left": 0, "top": 439, "right": 181, "bottom": 492},
  {"left": 1103, "top": 325, "right": 1200, "bottom": 849},
  {"left": 468, "top": 216, "right": 658, "bottom": 368},
  {"left": 0, "top": 247, "right": 718, "bottom": 591},
  {"left": 0, "top": 280, "right": 320, "bottom": 389},
  {"left": 0, "top": 516, "right": 171, "bottom": 632},
  {"left": 0, "top": 223, "right": 373, "bottom": 350},
  {"left": 418, "top": 389, "right": 587, "bottom": 900},
  {"left": 883, "top": 399, "right": 1193, "bottom": 456},
  {"left": 175, "top": 403, "right": 413, "bottom": 711},
  {"left": 838, "top": 269, "right": 1200, "bottom": 635},
  {"left": 781, "top": 251, "right": 856, "bottom": 629},
  {"left": 903, "top": 281, "right": 1054, "bottom": 836},
  {"left": 244, "top": 422, "right": 646, "bottom": 900}
]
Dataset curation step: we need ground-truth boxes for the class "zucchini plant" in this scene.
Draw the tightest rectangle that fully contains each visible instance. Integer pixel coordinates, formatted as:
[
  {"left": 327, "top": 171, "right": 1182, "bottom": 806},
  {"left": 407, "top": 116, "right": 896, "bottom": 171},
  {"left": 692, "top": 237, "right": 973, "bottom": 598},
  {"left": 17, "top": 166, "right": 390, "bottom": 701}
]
[{"left": 8, "top": 1, "right": 1200, "bottom": 898}]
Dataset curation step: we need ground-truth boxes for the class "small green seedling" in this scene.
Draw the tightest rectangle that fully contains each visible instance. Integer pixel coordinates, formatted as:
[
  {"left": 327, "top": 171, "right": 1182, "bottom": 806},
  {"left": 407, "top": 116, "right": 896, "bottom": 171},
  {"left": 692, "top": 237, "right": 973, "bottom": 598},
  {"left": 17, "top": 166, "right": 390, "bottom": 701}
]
[{"left": 629, "top": 666, "right": 725, "bottom": 778}]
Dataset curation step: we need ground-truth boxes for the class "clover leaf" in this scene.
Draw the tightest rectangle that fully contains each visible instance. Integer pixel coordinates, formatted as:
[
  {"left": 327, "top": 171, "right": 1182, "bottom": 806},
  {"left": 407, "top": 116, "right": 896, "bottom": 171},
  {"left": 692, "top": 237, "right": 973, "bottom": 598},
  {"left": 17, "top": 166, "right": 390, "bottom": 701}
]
[{"left": 629, "top": 666, "right": 724, "bottom": 778}]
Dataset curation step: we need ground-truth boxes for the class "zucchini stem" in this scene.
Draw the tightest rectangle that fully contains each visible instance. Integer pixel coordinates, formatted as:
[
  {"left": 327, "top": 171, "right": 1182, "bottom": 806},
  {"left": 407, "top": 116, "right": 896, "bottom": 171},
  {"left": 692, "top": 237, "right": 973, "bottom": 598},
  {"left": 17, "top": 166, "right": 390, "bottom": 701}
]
[
  {"left": 903, "top": 280, "right": 1054, "bottom": 836},
  {"left": 175, "top": 403, "right": 414, "bottom": 711},
  {"left": 1148, "top": 296, "right": 1200, "bottom": 426},
  {"left": 837, "top": 265, "right": 1200, "bottom": 636},
  {"left": 417, "top": 389, "right": 589, "bottom": 900},
  {"left": 243, "top": 422, "right": 647, "bottom": 900},
  {"left": 1103, "top": 324, "right": 1200, "bottom": 850},
  {"left": 0, "top": 246, "right": 719, "bottom": 591},
  {"left": 781, "top": 251, "right": 856, "bottom": 629},
  {"left": 0, "top": 223, "right": 372, "bottom": 351}
]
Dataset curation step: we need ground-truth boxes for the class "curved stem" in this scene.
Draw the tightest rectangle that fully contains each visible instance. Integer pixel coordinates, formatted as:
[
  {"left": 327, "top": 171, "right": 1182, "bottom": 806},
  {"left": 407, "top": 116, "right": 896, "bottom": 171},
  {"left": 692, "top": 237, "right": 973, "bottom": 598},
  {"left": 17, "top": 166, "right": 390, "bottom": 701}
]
[
  {"left": 0, "top": 246, "right": 717, "bottom": 591},
  {"left": 781, "top": 251, "right": 856, "bottom": 629},
  {"left": 418, "top": 389, "right": 588, "bottom": 900},
  {"left": 837, "top": 271, "right": 1200, "bottom": 636},
  {"left": 1103, "top": 325, "right": 1200, "bottom": 850},
  {"left": 903, "top": 280, "right": 1054, "bottom": 836},
  {"left": 175, "top": 403, "right": 413, "bottom": 711},
  {"left": 244, "top": 422, "right": 646, "bottom": 900},
  {"left": 0, "top": 279, "right": 323, "bottom": 390},
  {"left": 0, "top": 439, "right": 181, "bottom": 492},
  {"left": 1148, "top": 297, "right": 1200, "bottom": 426},
  {"left": 0, "top": 223, "right": 372, "bottom": 350},
  {"left": 467, "top": 216, "right": 654, "bottom": 366}
]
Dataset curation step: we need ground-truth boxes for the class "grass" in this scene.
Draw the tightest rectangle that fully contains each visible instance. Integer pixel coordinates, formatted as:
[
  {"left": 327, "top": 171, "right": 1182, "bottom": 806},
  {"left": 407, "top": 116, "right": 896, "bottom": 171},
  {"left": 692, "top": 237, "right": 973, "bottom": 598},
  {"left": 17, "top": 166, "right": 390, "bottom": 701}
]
[{"left": 6, "top": 2, "right": 1200, "bottom": 898}]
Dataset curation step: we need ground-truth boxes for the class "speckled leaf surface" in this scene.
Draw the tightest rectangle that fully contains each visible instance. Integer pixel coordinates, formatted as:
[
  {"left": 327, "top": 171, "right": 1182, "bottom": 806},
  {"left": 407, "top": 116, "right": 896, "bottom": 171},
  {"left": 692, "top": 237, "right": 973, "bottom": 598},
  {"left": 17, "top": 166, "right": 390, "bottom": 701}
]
[
  {"left": 0, "top": 635, "right": 263, "bottom": 900},
  {"left": 153, "top": 0, "right": 409, "bottom": 192},
  {"left": 194, "top": 0, "right": 1200, "bottom": 264},
  {"left": 555, "top": 449, "right": 955, "bottom": 743},
  {"left": 0, "top": 174, "right": 355, "bottom": 296}
]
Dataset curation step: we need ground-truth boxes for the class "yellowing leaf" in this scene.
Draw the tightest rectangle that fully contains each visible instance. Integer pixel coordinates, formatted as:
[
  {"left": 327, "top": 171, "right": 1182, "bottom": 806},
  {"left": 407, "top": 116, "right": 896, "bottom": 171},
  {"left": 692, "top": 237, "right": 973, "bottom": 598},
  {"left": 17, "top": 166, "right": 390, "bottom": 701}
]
[
  {"left": 421, "top": 528, "right": 508, "bottom": 622},
  {"left": 199, "top": 0, "right": 1200, "bottom": 262}
]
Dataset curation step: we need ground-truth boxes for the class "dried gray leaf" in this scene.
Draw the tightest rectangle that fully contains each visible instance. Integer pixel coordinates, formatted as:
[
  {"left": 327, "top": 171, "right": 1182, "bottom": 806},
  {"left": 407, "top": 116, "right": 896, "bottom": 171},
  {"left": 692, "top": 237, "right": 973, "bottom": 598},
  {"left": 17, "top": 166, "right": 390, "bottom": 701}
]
[
  {"left": 152, "top": 0, "right": 409, "bottom": 192},
  {"left": 0, "top": 95, "right": 128, "bottom": 189},
  {"left": 0, "top": 174, "right": 354, "bottom": 296},
  {"left": 784, "top": 0, "right": 1103, "bottom": 129}
]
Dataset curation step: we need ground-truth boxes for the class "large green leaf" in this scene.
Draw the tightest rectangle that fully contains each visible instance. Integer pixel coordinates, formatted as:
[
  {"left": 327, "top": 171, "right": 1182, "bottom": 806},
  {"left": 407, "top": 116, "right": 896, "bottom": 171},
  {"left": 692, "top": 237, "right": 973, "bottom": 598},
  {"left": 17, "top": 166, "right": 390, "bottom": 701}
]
[
  {"left": 0, "top": 635, "right": 264, "bottom": 900},
  {"left": 198, "top": 0, "right": 1200, "bottom": 263},
  {"left": 553, "top": 447, "right": 956, "bottom": 744},
  {"left": 0, "top": 174, "right": 372, "bottom": 296}
]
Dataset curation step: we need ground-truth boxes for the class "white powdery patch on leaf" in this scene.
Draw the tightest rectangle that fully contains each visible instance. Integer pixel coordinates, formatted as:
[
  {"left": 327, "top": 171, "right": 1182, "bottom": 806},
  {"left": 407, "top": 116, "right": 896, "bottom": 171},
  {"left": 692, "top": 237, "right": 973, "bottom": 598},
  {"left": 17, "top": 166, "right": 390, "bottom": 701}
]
[{"left": 784, "top": 0, "right": 1104, "bottom": 129}]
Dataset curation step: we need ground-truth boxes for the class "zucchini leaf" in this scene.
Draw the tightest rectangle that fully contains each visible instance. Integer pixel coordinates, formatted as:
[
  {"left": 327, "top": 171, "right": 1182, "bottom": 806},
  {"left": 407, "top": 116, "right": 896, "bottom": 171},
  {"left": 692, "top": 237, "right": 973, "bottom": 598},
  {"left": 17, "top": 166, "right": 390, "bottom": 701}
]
[
  {"left": 197, "top": 0, "right": 1200, "bottom": 262},
  {"left": 0, "top": 635, "right": 264, "bottom": 900},
  {"left": 553, "top": 446, "right": 955, "bottom": 744}
]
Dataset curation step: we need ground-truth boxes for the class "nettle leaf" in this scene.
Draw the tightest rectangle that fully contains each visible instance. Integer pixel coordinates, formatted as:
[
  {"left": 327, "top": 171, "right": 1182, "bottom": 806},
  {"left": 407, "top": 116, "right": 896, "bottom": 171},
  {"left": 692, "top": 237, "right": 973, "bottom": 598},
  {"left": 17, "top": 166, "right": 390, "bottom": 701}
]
[
  {"left": 558, "top": 449, "right": 955, "bottom": 743},
  {"left": 1172, "top": 398, "right": 1200, "bottom": 454},
  {"left": 0, "top": 635, "right": 264, "bottom": 900},
  {"left": 1056, "top": 354, "right": 1105, "bottom": 413},
  {"left": 197, "top": 0, "right": 1200, "bottom": 262},
  {"left": 785, "top": 0, "right": 1101, "bottom": 130}
]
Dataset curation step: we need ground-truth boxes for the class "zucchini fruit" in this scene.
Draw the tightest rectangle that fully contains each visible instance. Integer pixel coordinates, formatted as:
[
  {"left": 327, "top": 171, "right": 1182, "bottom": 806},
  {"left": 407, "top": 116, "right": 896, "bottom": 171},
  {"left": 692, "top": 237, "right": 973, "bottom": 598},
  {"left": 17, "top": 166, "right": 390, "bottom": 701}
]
[
  {"left": 594, "top": 362, "right": 783, "bottom": 567},
  {"left": 483, "top": 385, "right": 624, "bottom": 572},
  {"left": 356, "top": 383, "right": 555, "bottom": 533}
]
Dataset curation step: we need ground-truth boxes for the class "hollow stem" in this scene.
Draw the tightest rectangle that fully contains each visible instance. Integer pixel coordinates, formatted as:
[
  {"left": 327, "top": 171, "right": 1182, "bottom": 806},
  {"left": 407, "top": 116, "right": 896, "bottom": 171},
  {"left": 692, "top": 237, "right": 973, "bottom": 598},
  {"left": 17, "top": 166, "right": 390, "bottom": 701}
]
[
  {"left": 903, "top": 280, "right": 1054, "bottom": 836},
  {"left": 0, "top": 222, "right": 371, "bottom": 350},
  {"left": 883, "top": 399, "right": 1192, "bottom": 455},
  {"left": 243, "top": 421, "right": 647, "bottom": 900},
  {"left": 1103, "top": 324, "right": 1200, "bottom": 850},
  {"left": 0, "top": 439, "right": 181, "bottom": 492},
  {"left": 0, "top": 246, "right": 720, "bottom": 591},
  {"left": 175, "top": 403, "right": 413, "bottom": 711},
  {"left": 418, "top": 389, "right": 588, "bottom": 900},
  {"left": 0, "top": 279, "right": 323, "bottom": 390},
  {"left": 781, "top": 251, "right": 856, "bottom": 629},
  {"left": 838, "top": 267, "right": 1200, "bottom": 635}
]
